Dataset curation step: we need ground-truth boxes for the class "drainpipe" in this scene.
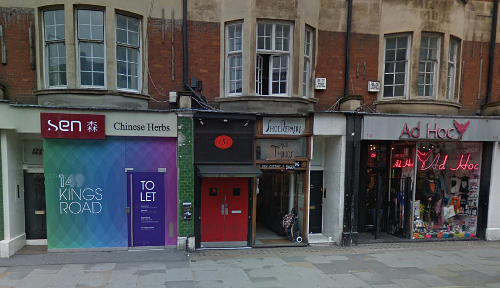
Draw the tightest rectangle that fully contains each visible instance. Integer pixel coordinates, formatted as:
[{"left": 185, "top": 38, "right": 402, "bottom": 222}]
[
  {"left": 182, "top": 0, "right": 209, "bottom": 108},
  {"left": 343, "top": 0, "right": 353, "bottom": 97},
  {"left": 486, "top": 0, "right": 498, "bottom": 104}
]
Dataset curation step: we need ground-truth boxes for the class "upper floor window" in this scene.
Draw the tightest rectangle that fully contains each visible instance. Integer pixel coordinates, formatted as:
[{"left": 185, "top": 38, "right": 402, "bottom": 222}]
[
  {"left": 77, "top": 10, "right": 105, "bottom": 88},
  {"left": 116, "top": 14, "right": 140, "bottom": 91},
  {"left": 226, "top": 23, "right": 243, "bottom": 95},
  {"left": 43, "top": 10, "right": 66, "bottom": 87},
  {"left": 256, "top": 22, "right": 292, "bottom": 96},
  {"left": 303, "top": 29, "right": 312, "bottom": 97},
  {"left": 447, "top": 38, "right": 458, "bottom": 100},
  {"left": 418, "top": 34, "right": 440, "bottom": 97},
  {"left": 383, "top": 35, "right": 410, "bottom": 98}
]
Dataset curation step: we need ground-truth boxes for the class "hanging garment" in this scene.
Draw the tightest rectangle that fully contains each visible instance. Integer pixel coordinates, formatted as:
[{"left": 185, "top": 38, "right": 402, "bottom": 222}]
[
  {"left": 450, "top": 176, "right": 460, "bottom": 194},
  {"left": 459, "top": 176, "right": 470, "bottom": 193}
]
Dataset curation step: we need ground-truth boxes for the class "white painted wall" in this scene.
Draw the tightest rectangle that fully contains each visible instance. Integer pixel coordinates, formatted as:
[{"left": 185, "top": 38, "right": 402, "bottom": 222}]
[
  {"left": 313, "top": 113, "right": 346, "bottom": 136},
  {"left": 487, "top": 142, "right": 500, "bottom": 241},
  {"left": 323, "top": 135, "right": 345, "bottom": 244},
  {"left": 0, "top": 130, "right": 27, "bottom": 257}
]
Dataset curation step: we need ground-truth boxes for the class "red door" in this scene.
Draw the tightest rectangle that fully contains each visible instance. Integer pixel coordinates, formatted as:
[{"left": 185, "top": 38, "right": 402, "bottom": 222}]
[{"left": 201, "top": 177, "right": 248, "bottom": 247}]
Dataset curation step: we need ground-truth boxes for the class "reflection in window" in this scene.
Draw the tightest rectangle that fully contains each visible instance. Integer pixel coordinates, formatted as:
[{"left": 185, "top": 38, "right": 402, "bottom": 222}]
[
  {"left": 44, "top": 10, "right": 66, "bottom": 87},
  {"left": 78, "top": 10, "right": 105, "bottom": 87},
  {"left": 116, "top": 14, "right": 140, "bottom": 91}
]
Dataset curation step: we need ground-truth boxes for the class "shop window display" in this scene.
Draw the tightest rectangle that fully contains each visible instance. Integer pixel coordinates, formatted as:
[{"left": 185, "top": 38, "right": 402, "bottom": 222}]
[{"left": 413, "top": 142, "right": 481, "bottom": 239}]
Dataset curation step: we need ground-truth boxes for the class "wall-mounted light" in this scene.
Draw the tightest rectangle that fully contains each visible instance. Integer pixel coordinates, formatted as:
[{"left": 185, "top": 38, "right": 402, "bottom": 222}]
[
  {"left": 199, "top": 119, "right": 204, "bottom": 125},
  {"left": 223, "top": 119, "right": 228, "bottom": 122},
  {"left": 243, "top": 120, "right": 249, "bottom": 127}
]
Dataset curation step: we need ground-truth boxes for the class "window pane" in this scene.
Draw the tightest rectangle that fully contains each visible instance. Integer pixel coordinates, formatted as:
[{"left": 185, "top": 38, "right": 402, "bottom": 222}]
[
  {"left": 93, "top": 72, "right": 105, "bottom": 86},
  {"left": 128, "top": 63, "right": 138, "bottom": 77},
  {"left": 92, "top": 26, "right": 104, "bottom": 40},
  {"left": 272, "top": 82, "right": 279, "bottom": 94},
  {"left": 91, "top": 11, "right": 104, "bottom": 25},
  {"left": 283, "top": 38, "right": 289, "bottom": 51},
  {"left": 80, "top": 57, "right": 92, "bottom": 71},
  {"left": 395, "top": 73, "right": 405, "bottom": 85},
  {"left": 384, "top": 74, "right": 393, "bottom": 85},
  {"left": 129, "top": 17, "right": 140, "bottom": 32},
  {"left": 45, "top": 26, "right": 56, "bottom": 41},
  {"left": 117, "top": 29, "right": 127, "bottom": 44},
  {"left": 418, "top": 86, "right": 424, "bottom": 96},
  {"left": 386, "top": 38, "right": 396, "bottom": 49},
  {"left": 78, "top": 10, "right": 91, "bottom": 25},
  {"left": 276, "top": 37, "right": 282, "bottom": 51},
  {"left": 383, "top": 86, "right": 393, "bottom": 97},
  {"left": 117, "top": 15, "right": 127, "bottom": 30},
  {"left": 117, "top": 74, "right": 127, "bottom": 88},
  {"left": 425, "top": 85, "right": 432, "bottom": 96},
  {"left": 397, "top": 37, "right": 407, "bottom": 48},
  {"left": 394, "top": 85, "right": 404, "bottom": 96},
  {"left": 280, "top": 81, "right": 286, "bottom": 93},
  {"left": 117, "top": 46, "right": 126, "bottom": 61},
  {"left": 257, "top": 37, "right": 264, "bottom": 50},
  {"left": 60, "top": 72, "right": 67, "bottom": 85},
  {"left": 385, "top": 50, "right": 395, "bottom": 61},
  {"left": 55, "top": 25, "right": 65, "bottom": 40},
  {"left": 396, "top": 49, "right": 406, "bottom": 61},
  {"left": 81, "top": 72, "right": 92, "bottom": 85},
  {"left": 265, "top": 37, "right": 271, "bottom": 50},
  {"left": 94, "top": 58, "right": 104, "bottom": 72},
  {"left": 129, "top": 31, "right": 139, "bottom": 46},
  {"left": 93, "top": 43, "right": 104, "bottom": 58},
  {"left": 384, "top": 62, "right": 394, "bottom": 73},
  {"left": 258, "top": 24, "right": 265, "bottom": 36},
  {"left": 78, "top": 25, "right": 91, "bottom": 39},
  {"left": 395, "top": 62, "right": 405, "bottom": 73},
  {"left": 130, "top": 76, "right": 138, "bottom": 90},
  {"left": 265, "top": 24, "right": 272, "bottom": 36},
  {"left": 117, "top": 61, "right": 127, "bottom": 75},
  {"left": 129, "top": 49, "right": 138, "bottom": 63}
]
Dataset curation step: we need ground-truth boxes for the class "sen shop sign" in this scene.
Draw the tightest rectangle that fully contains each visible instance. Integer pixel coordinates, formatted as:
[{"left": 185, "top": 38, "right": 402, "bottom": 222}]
[{"left": 41, "top": 113, "right": 105, "bottom": 139}]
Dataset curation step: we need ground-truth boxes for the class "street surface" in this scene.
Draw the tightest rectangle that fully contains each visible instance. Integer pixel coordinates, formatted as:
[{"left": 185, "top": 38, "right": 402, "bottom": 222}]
[{"left": 0, "top": 241, "right": 500, "bottom": 287}]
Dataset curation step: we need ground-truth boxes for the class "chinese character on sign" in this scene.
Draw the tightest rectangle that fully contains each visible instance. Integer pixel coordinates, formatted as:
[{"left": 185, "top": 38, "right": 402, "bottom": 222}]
[{"left": 87, "top": 121, "right": 98, "bottom": 133}]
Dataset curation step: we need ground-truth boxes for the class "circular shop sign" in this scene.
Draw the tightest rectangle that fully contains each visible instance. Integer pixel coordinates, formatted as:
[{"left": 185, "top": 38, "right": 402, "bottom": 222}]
[{"left": 214, "top": 135, "right": 233, "bottom": 149}]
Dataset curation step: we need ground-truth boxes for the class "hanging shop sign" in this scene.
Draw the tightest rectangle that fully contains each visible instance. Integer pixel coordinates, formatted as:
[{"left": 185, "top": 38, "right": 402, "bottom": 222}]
[
  {"left": 263, "top": 117, "right": 306, "bottom": 135},
  {"left": 41, "top": 113, "right": 105, "bottom": 139},
  {"left": 363, "top": 116, "right": 500, "bottom": 141}
]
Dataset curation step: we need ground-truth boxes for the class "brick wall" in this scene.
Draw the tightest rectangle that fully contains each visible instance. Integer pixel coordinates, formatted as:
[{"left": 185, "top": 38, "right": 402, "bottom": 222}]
[
  {"left": 147, "top": 19, "right": 220, "bottom": 110},
  {"left": 177, "top": 116, "right": 194, "bottom": 237},
  {"left": 0, "top": 7, "right": 36, "bottom": 104},
  {"left": 460, "top": 40, "right": 491, "bottom": 115},
  {"left": 314, "top": 31, "right": 379, "bottom": 111}
]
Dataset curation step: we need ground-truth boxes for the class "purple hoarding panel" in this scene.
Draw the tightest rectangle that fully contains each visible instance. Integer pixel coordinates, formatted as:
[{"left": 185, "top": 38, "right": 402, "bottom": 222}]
[{"left": 131, "top": 172, "right": 165, "bottom": 246}]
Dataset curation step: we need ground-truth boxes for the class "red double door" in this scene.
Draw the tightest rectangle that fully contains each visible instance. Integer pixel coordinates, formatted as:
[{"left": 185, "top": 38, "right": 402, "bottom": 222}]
[{"left": 201, "top": 178, "right": 249, "bottom": 247}]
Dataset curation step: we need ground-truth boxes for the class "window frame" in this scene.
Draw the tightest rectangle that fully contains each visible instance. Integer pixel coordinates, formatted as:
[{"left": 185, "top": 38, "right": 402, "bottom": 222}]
[
  {"left": 255, "top": 21, "right": 293, "bottom": 97},
  {"left": 225, "top": 22, "right": 243, "bottom": 96},
  {"left": 76, "top": 9, "right": 106, "bottom": 89},
  {"left": 418, "top": 33, "right": 441, "bottom": 98},
  {"left": 115, "top": 14, "right": 141, "bottom": 93},
  {"left": 43, "top": 9, "right": 67, "bottom": 88},
  {"left": 447, "top": 37, "right": 458, "bottom": 101},
  {"left": 303, "top": 28, "right": 312, "bottom": 98},
  {"left": 382, "top": 34, "right": 411, "bottom": 99}
]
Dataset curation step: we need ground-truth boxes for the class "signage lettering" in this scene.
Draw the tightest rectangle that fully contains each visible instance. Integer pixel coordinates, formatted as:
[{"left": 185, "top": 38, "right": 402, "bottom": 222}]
[
  {"left": 140, "top": 180, "right": 156, "bottom": 202},
  {"left": 416, "top": 151, "right": 479, "bottom": 171},
  {"left": 263, "top": 117, "right": 306, "bottom": 135},
  {"left": 58, "top": 174, "right": 103, "bottom": 214},
  {"left": 41, "top": 113, "right": 105, "bottom": 139},
  {"left": 392, "top": 159, "right": 415, "bottom": 168},
  {"left": 113, "top": 122, "right": 170, "bottom": 132},
  {"left": 214, "top": 135, "right": 233, "bottom": 149},
  {"left": 399, "top": 120, "right": 470, "bottom": 140}
]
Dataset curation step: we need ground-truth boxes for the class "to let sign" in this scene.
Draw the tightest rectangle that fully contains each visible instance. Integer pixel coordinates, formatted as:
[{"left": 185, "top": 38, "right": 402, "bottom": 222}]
[{"left": 41, "top": 113, "right": 105, "bottom": 139}]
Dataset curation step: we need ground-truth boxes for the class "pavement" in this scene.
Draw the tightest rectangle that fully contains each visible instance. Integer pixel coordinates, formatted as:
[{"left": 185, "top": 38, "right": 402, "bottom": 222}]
[{"left": 1, "top": 241, "right": 500, "bottom": 287}]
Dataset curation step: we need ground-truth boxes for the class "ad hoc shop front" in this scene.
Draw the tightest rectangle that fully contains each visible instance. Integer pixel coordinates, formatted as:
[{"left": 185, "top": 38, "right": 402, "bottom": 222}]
[{"left": 359, "top": 115, "right": 499, "bottom": 243}]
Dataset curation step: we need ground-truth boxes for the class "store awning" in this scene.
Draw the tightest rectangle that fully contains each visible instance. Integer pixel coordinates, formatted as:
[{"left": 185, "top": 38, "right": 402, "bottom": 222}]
[{"left": 197, "top": 165, "right": 263, "bottom": 178}]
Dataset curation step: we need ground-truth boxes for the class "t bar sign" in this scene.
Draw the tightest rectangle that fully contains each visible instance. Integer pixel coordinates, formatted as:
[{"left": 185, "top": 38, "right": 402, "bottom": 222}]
[{"left": 41, "top": 113, "right": 105, "bottom": 139}]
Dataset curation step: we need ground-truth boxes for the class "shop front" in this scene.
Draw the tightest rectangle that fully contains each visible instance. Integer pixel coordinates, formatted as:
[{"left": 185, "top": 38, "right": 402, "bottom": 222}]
[
  {"left": 254, "top": 116, "right": 311, "bottom": 246},
  {"left": 359, "top": 115, "right": 499, "bottom": 243},
  {"left": 194, "top": 112, "right": 261, "bottom": 249},
  {"left": 41, "top": 112, "right": 178, "bottom": 250}
]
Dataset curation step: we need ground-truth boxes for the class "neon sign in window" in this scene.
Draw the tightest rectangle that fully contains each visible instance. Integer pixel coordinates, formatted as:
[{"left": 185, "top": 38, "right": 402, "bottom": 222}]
[{"left": 416, "top": 151, "right": 479, "bottom": 171}]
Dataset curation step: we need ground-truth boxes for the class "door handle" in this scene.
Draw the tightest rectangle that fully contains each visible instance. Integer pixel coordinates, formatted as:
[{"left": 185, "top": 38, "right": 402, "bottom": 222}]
[
  {"left": 221, "top": 204, "right": 225, "bottom": 215},
  {"left": 225, "top": 204, "right": 228, "bottom": 215}
]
